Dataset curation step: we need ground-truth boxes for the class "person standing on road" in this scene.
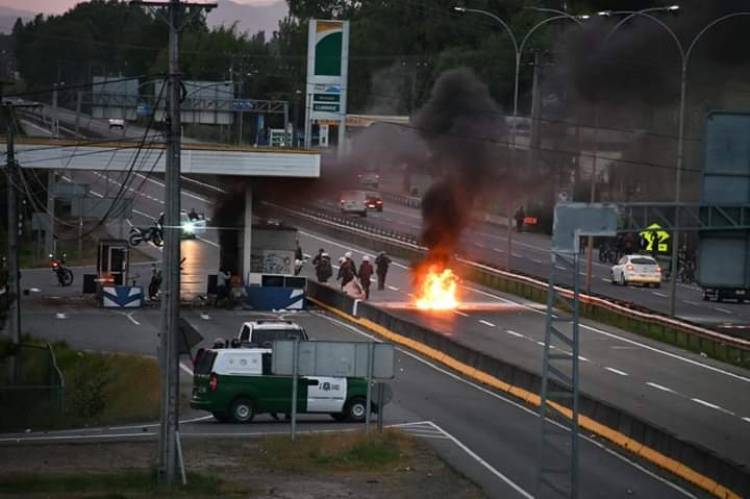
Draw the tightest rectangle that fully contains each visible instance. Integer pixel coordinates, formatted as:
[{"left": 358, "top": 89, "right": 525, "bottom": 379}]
[
  {"left": 215, "top": 268, "right": 230, "bottom": 305},
  {"left": 514, "top": 206, "right": 525, "bottom": 233},
  {"left": 314, "top": 252, "right": 333, "bottom": 283},
  {"left": 344, "top": 251, "right": 358, "bottom": 277},
  {"left": 375, "top": 251, "right": 391, "bottom": 291},
  {"left": 359, "top": 255, "right": 374, "bottom": 299},
  {"left": 337, "top": 256, "right": 355, "bottom": 288}
]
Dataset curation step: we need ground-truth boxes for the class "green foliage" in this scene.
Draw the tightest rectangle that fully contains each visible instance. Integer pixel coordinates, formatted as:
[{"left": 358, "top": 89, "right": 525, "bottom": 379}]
[{"left": 67, "top": 352, "right": 113, "bottom": 419}]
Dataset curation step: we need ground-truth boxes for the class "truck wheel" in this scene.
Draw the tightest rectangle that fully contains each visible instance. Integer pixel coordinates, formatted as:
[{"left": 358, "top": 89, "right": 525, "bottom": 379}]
[
  {"left": 344, "top": 397, "right": 367, "bottom": 422},
  {"left": 230, "top": 398, "right": 255, "bottom": 423}
]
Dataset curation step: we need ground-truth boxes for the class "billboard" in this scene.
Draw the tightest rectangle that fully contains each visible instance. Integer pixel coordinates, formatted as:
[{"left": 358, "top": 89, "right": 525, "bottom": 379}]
[
  {"left": 697, "top": 112, "right": 750, "bottom": 289},
  {"left": 304, "top": 20, "right": 350, "bottom": 148}
]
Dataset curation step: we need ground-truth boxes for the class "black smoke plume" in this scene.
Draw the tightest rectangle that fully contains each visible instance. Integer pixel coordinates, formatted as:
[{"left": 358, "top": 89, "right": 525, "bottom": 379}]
[{"left": 414, "top": 68, "right": 505, "bottom": 269}]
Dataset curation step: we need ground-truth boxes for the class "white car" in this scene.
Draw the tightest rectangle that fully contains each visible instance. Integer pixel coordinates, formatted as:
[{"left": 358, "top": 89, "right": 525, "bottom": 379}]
[
  {"left": 339, "top": 190, "right": 368, "bottom": 217},
  {"left": 611, "top": 254, "right": 662, "bottom": 287},
  {"left": 108, "top": 118, "right": 125, "bottom": 129}
]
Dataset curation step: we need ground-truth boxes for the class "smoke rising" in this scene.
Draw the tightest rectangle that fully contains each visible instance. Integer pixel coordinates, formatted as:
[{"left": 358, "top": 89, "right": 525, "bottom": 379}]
[{"left": 414, "top": 67, "right": 505, "bottom": 267}]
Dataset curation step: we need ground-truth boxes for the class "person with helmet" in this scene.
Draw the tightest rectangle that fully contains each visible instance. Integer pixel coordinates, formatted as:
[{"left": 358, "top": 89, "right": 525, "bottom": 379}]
[
  {"left": 359, "top": 255, "right": 374, "bottom": 299},
  {"left": 344, "top": 251, "right": 358, "bottom": 276},
  {"left": 314, "top": 250, "right": 333, "bottom": 283},
  {"left": 375, "top": 251, "right": 391, "bottom": 291},
  {"left": 337, "top": 256, "right": 354, "bottom": 288}
]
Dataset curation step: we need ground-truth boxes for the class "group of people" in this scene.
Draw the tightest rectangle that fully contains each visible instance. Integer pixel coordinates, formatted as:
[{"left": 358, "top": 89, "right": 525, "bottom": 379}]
[{"left": 311, "top": 248, "right": 391, "bottom": 300}]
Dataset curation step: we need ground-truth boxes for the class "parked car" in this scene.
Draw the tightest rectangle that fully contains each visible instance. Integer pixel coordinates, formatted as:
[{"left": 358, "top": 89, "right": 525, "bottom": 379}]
[
  {"left": 237, "top": 320, "right": 308, "bottom": 348},
  {"left": 339, "top": 190, "right": 368, "bottom": 217},
  {"left": 611, "top": 254, "right": 662, "bottom": 287},
  {"left": 365, "top": 191, "right": 384, "bottom": 212},
  {"left": 190, "top": 347, "right": 372, "bottom": 423}
]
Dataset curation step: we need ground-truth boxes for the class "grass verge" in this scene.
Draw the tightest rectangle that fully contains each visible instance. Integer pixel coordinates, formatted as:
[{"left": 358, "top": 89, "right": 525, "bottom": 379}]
[
  {"left": 257, "top": 429, "right": 414, "bottom": 473},
  {"left": 0, "top": 471, "right": 246, "bottom": 497}
]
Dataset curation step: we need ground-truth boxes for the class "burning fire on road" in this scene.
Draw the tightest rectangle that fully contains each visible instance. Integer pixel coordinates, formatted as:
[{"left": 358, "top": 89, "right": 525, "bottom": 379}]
[{"left": 415, "top": 265, "right": 459, "bottom": 311}]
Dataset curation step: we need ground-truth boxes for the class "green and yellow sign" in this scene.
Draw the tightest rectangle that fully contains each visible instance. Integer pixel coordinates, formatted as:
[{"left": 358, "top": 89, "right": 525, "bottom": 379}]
[{"left": 640, "top": 223, "right": 670, "bottom": 253}]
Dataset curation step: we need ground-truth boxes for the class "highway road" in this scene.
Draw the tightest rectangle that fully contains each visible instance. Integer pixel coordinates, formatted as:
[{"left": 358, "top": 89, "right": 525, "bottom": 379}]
[
  {"left": 11, "top": 303, "right": 702, "bottom": 498},
  {"left": 294, "top": 228, "right": 750, "bottom": 471},
  {"left": 32, "top": 159, "right": 750, "bottom": 472},
  {"left": 309, "top": 197, "right": 750, "bottom": 332}
]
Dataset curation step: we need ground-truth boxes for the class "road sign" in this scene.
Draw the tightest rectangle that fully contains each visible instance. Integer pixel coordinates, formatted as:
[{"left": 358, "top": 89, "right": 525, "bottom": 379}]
[
  {"left": 272, "top": 340, "right": 395, "bottom": 379},
  {"left": 313, "top": 93, "right": 339, "bottom": 102},
  {"left": 639, "top": 223, "right": 670, "bottom": 253},
  {"left": 313, "top": 103, "right": 340, "bottom": 112}
]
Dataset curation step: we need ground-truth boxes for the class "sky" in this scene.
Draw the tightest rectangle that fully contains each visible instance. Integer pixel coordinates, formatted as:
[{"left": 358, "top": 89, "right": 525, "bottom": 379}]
[{"left": 0, "top": 0, "right": 277, "bottom": 15}]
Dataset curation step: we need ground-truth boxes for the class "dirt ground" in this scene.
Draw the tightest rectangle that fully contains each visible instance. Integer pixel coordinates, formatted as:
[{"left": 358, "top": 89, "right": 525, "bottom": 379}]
[{"left": 0, "top": 435, "right": 485, "bottom": 498}]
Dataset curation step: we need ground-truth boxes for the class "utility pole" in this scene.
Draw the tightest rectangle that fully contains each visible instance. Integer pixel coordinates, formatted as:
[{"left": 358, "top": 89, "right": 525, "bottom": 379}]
[
  {"left": 132, "top": 0, "right": 215, "bottom": 485},
  {"left": 4, "top": 104, "right": 21, "bottom": 349}
]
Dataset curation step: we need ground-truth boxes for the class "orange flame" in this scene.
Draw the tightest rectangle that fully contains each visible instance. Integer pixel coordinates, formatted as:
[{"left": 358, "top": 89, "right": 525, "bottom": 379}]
[{"left": 415, "top": 266, "right": 459, "bottom": 310}]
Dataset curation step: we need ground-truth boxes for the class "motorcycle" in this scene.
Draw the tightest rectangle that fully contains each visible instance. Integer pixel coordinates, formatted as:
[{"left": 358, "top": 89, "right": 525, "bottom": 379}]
[
  {"left": 49, "top": 253, "right": 74, "bottom": 287},
  {"left": 129, "top": 224, "right": 163, "bottom": 247}
]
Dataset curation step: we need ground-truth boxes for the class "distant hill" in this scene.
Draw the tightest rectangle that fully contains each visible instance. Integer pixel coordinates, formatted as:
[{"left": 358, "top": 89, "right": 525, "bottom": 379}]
[
  {"left": 0, "top": 5, "right": 33, "bottom": 33},
  {"left": 207, "top": 0, "right": 288, "bottom": 39}
]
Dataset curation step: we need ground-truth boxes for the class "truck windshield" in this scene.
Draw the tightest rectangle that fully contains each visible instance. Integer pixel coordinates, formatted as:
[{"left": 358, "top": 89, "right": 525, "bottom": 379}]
[{"left": 251, "top": 329, "right": 305, "bottom": 347}]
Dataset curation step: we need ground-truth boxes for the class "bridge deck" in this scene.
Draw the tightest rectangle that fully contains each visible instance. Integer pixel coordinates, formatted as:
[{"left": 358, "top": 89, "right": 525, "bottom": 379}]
[{"left": 2, "top": 138, "right": 320, "bottom": 177}]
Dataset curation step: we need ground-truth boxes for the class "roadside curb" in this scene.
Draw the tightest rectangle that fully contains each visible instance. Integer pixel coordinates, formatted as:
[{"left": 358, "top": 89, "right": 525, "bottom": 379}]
[{"left": 305, "top": 284, "right": 748, "bottom": 499}]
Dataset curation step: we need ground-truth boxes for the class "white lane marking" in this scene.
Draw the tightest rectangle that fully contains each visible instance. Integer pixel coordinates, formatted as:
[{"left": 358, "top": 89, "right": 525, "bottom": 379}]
[
  {"left": 535, "top": 341, "right": 545, "bottom": 347},
  {"left": 120, "top": 312, "right": 140, "bottom": 326},
  {"left": 492, "top": 248, "right": 504, "bottom": 253},
  {"left": 313, "top": 311, "right": 695, "bottom": 498},
  {"left": 512, "top": 253, "right": 523, "bottom": 259},
  {"left": 578, "top": 355, "right": 590, "bottom": 362},
  {"left": 505, "top": 329, "right": 524, "bottom": 338},
  {"left": 646, "top": 382, "right": 676, "bottom": 394},
  {"left": 479, "top": 319, "right": 496, "bottom": 328},
  {"left": 742, "top": 417, "right": 750, "bottom": 424},
  {"left": 690, "top": 398, "right": 734, "bottom": 416},
  {"left": 714, "top": 307, "right": 733, "bottom": 315},
  {"left": 652, "top": 292, "right": 668, "bottom": 298},
  {"left": 428, "top": 422, "right": 533, "bottom": 499},
  {"left": 301, "top": 227, "right": 750, "bottom": 384},
  {"left": 387, "top": 285, "right": 400, "bottom": 291},
  {"left": 682, "top": 300, "right": 699, "bottom": 306},
  {"left": 601, "top": 278, "right": 611, "bottom": 283},
  {"left": 604, "top": 367, "right": 629, "bottom": 376},
  {"left": 133, "top": 209, "right": 152, "bottom": 218},
  {"left": 197, "top": 236, "right": 220, "bottom": 248},
  {"left": 475, "top": 242, "right": 486, "bottom": 249},
  {"left": 55, "top": 313, "right": 67, "bottom": 320},
  {"left": 180, "top": 362, "right": 194, "bottom": 376},
  {"left": 532, "top": 258, "right": 543, "bottom": 264},
  {"left": 90, "top": 190, "right": 104, "bottom": 198},
  {"left": 453, "top": 310, "right": 469, "bottom": 317}
]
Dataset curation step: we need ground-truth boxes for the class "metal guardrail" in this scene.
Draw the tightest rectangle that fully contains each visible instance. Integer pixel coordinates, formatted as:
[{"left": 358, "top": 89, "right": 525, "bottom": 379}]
[{"left": 273, "top": 203, "right": 750, "bottom": 351}]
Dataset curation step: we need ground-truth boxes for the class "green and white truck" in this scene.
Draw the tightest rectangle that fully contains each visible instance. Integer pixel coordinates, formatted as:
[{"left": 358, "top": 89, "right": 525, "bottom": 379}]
[{"left": 191, "top": 348, "right": 372, "bottom": 423}]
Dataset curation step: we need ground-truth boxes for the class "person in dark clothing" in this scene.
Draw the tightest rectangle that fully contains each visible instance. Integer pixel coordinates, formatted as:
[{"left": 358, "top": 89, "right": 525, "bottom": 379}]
[
  {"left": 344, "top": 251, "right": 358, "bottom": 277},
  {"left": 359, "top": 255, "right": 374, "bottom": 299},
  {"left": 311, "top": 248, "right": 325, "bottom": 267},
  {"left": 188, "top": 208, "right": 199, "bottom": 221},
  {"left": 514, "top": 207, "right": 525, "bottom": 233},
  {"left": 337, "top": 256, "right": 355, "bottom": 288},
  {"left": 315, "top": 252, "right": 333, "bottom": 283},
  {"left": 375, "top": 252, "right": 391, "bottom": 291},
  {"left": 295, "top": 240, "right": 304, "bottom": 261}
]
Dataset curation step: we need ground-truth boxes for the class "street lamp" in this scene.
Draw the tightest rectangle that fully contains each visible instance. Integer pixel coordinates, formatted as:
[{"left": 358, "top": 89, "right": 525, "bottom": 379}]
[
  {"left": 454, "top": 6, "right": 587, "bottom": 270},
  {"left": 582, "top": 6, "right": 682, "bottom": 294},
  {"left": 591, "top": 9, "right": 750, "bottom": 317}
]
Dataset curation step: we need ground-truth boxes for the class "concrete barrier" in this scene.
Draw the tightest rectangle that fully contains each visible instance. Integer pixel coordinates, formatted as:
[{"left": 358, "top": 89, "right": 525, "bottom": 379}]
[
  {"left": 275, "top": 206, "right": 750, "bottom": 369},
  {"left": 306, "top": 280, "right": 749, "bottom": 498}
]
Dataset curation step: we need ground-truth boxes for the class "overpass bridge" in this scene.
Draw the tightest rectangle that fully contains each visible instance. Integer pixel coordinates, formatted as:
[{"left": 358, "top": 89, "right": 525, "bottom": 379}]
[{"left": 4, "top": 138, "right": 320, "bottom": 177}]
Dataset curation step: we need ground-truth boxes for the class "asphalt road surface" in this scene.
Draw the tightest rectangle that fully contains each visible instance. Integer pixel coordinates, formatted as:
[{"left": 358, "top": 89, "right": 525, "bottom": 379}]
[
  {"left": 11, "top": 304, "right": 703, "bottom": 499},
  {"left": 295, "top": 228, "right": 750, "bottom": 471},
  {"left": 310, "top": 198, "right": 750, "bottom": 332}
]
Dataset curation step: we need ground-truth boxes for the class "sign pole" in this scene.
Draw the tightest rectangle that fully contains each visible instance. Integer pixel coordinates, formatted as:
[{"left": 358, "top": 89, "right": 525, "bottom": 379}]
[
  {"left": 290, "top": 338, "right": 299, "bottom": 441},
  {"left": 377, "top": 383, "right": 385, "bottom": 433},
  {"left": 365, "top": 342, "right": 374, "bottom": 433}
]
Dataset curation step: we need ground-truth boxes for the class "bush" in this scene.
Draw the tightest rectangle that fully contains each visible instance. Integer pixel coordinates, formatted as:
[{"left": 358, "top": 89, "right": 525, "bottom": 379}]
[{"left": 67, "top": 352, "right": 113, "bottom": 420}]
